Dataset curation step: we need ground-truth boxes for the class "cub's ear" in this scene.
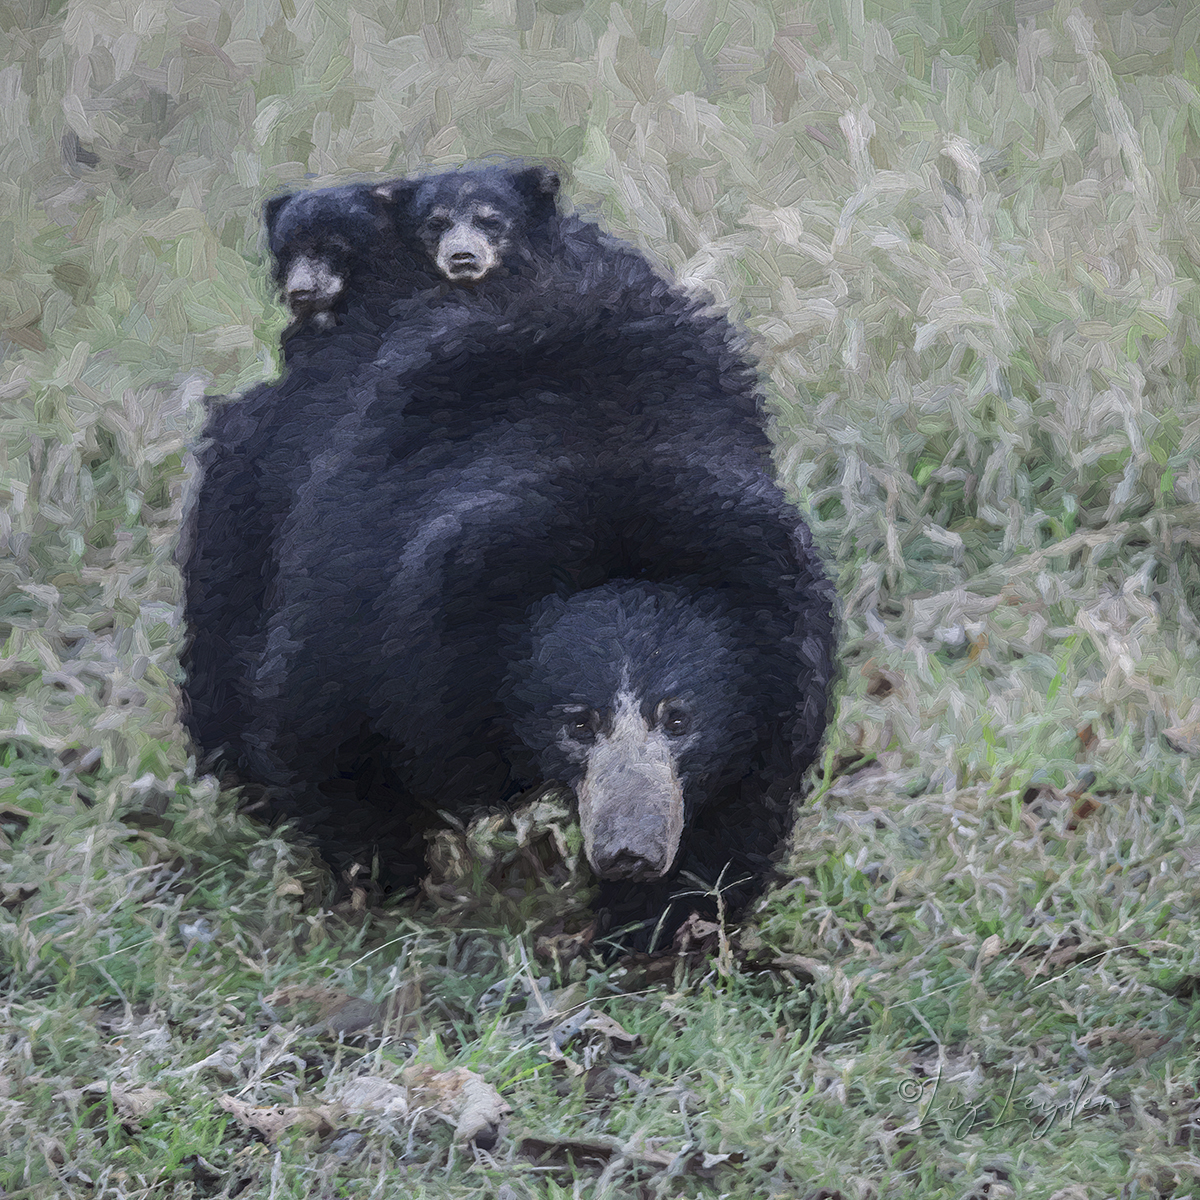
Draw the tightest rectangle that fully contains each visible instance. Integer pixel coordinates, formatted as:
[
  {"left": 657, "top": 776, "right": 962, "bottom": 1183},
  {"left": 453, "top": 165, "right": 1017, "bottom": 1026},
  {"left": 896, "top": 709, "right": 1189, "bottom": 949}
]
[
  {"left": 262, "top": 193, "right": 292, "bottom": 236},
  {"left": 371, "top": 177, "right": 420, "bottom": 215},
  {"left": 515, "top": 164, "right": 561, "bottom": 197},
  {"left": 513, "top": 165, "right": 561, "bottom": 218}
]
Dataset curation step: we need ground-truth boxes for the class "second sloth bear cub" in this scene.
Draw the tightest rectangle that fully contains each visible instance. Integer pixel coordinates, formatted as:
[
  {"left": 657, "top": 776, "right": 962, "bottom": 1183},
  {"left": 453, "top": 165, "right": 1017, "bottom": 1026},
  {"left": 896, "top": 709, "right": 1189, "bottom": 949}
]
[{"left": 185, "top": 164, "right": 837, "bottom": 952}]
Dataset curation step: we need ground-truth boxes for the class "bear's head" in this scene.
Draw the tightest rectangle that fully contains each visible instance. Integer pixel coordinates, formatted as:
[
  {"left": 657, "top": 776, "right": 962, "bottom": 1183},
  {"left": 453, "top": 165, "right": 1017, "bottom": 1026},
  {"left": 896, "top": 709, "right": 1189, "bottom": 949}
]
[
  {"left": 263, "top": 182, "right": 402, "bottom": 327},
  {"left": 505, "top": 582, "right": 760, "bottom": 882},
  {"left": 373, "top": 163, "right": 561, "bottom": 286}
]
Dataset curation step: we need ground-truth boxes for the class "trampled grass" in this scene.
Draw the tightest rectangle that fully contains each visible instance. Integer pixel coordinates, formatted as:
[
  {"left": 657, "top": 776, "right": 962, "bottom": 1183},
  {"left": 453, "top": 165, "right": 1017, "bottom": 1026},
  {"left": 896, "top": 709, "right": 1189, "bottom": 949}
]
[{"left": 3, "top": 0, "right": 1200, "bottom": 1195}]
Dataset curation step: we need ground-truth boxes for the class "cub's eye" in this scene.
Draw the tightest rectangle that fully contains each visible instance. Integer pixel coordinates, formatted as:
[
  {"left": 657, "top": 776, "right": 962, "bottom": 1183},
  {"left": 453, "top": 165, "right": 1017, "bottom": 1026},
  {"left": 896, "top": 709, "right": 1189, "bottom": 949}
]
[
  {"left": 473, "top": 214, "right": 504, "bottom": 233},
  {"left": 563, "top": 709, "right": 599, "bottom": 742},
  {"left": 655, "top": 701, "right": 690, "bottom": 737},
  {"left": 425, "top": 216, "right": 452, "bottom": 235}
]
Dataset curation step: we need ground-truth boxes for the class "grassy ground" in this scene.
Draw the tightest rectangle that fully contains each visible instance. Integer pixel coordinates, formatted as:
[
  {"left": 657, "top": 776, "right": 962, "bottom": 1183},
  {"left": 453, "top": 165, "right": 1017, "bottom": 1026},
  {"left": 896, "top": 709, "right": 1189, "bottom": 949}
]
[{"left": 3, "top": 0, "right": 1200, "bottom": 1195}]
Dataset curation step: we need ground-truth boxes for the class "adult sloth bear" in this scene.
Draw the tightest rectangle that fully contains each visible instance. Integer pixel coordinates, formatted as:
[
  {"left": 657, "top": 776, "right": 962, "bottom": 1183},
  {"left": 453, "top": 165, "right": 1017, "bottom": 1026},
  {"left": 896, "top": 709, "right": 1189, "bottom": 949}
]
[{"left": 184, "top": 164, "right": 837, "bottom": 952}]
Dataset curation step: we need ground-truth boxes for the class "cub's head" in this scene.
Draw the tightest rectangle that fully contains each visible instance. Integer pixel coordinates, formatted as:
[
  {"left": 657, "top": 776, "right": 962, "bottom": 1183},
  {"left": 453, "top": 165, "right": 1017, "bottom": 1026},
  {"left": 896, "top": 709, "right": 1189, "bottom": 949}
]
[
  {"left": 374, "top": 163, "right": 561, "bottom": 286},
  {"left": 263, "top": 183, "right": 400, "bottom": 326}
]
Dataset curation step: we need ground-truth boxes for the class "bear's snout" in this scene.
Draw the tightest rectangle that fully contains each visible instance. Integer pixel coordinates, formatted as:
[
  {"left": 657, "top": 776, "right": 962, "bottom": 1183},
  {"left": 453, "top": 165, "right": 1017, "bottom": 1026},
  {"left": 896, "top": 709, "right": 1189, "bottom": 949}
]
[{"left": 575, "top": 690, "right": 685, "bottom": 881}]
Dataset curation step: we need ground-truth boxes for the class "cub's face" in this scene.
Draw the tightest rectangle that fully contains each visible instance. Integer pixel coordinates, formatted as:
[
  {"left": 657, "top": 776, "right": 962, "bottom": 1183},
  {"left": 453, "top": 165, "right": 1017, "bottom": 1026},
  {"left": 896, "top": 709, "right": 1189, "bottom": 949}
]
[
  {"left": 387, "top": 164, "right": 561, "bottom": 287},
  {"left": 263, "top": 184, "right": 392, "bottom": 324},
  {"left": 419, "top": 196, "right": 513, "bottom": 283}
]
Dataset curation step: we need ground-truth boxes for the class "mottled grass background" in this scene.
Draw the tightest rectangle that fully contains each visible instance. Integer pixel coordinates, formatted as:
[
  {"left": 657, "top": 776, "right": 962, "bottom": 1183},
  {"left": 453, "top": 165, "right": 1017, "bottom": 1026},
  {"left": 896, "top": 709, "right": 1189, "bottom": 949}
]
[{"left": 3, "top": 0, "right": 1200, "bottom": 1196}]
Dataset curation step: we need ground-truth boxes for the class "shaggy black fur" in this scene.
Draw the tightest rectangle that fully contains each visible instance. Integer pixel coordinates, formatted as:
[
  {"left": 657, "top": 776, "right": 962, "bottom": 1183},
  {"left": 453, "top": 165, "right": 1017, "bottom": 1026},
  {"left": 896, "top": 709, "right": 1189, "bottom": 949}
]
[{"left": 182, "top": 164, "right": 837, "bottom": 951}]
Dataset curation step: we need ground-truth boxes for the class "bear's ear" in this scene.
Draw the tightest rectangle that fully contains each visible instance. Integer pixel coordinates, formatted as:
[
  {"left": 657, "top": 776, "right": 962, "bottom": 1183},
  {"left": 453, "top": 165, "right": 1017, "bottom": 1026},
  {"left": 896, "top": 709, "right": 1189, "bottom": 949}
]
[
  {"left": 262, "top": 193, "right": 292, "bottom": 236},
  {"left": 371, "top": 177, "right": 420, "bottom": 216},
  {"left": 513, "top": 165, "right": 561, "bottom": 218}
]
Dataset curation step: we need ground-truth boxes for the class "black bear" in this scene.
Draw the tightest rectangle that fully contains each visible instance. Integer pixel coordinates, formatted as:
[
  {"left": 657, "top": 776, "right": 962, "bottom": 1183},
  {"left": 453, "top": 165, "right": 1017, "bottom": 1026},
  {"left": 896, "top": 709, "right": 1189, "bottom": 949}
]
[
  {"left": 183, "top": 179, "right": 419, "bottom": 762},
  {"left": 184, "top": 163, "right": 837, "bottom": 952}
]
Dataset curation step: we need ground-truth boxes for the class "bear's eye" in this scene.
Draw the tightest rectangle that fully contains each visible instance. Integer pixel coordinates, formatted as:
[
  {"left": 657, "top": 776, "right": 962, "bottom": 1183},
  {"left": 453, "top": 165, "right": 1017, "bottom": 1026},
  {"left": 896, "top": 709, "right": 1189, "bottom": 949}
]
[
  {"left": 563, "top": 709, "right": 600, "bottom": 742},
  {"left": 473, "top": 214, "right": 504, "bottom": 234},
  {"left": 656, "top": 702, "right": 690, "bottom": 737},
  {"left": 425, "top": 215, "right": 452, "bottom": 235}
]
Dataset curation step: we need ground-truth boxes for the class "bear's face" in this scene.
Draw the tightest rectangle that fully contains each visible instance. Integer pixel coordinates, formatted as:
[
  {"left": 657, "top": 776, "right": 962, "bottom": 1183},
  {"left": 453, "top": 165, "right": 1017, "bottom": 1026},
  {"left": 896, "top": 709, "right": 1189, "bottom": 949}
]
[
  {"left": 263, "top": 184, "right": 397, "bottom": 325},
  {"left": 377, "top": 164, "right": 560, "bottom": 286},
  {"left": 506, "top": 583, "right": 759, "bottom": 882}
]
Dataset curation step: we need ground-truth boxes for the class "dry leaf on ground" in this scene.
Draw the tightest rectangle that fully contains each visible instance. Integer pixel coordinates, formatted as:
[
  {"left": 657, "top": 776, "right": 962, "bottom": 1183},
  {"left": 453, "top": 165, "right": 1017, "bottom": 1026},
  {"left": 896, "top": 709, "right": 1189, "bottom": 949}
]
[
  {"left": 402, "top": 1065, "right": 511, "bottom": 1146},
  {"left": 216, "top": 1095, "right": 338, "bottom": 1142}
]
